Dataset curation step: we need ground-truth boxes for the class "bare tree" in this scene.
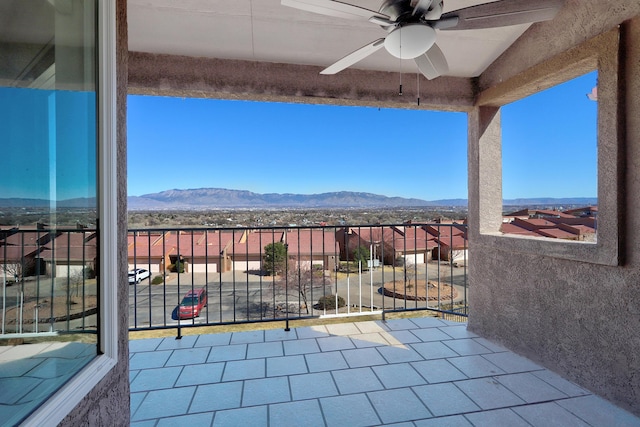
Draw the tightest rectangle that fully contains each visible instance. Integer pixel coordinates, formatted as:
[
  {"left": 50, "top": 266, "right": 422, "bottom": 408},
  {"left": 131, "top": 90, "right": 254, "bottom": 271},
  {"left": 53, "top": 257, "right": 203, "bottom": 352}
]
[
  {"left": 275, "top": 261, "right": 315, "bottom": 314},
  {"left": 1, "top": 258, "right": 34, "bottom": 283}
]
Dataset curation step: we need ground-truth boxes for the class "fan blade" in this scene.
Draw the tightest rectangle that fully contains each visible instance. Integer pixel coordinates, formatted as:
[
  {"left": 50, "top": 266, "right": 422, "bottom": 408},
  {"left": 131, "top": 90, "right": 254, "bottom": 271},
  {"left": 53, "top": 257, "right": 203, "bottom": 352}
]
[
  {"left": 281, "top": 0, "right": 390, "bottom": 22},
  {"left": 412, "top": 0, "right": 443, "bottom": 20},
  {"left": 415, "top": 43, "right": 448, "bottom": 80},
  {"left": 320, "top": 38, "right": 385, "bottom": 75},
  {"left": 439, "top": 0, "right": 565, "bottom": 31}
]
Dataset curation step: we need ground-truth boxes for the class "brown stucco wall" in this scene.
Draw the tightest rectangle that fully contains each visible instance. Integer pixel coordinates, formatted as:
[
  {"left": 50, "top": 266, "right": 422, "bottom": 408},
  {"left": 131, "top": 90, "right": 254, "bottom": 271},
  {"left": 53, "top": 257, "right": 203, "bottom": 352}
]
[
  {"left": 59, "top": 1, "right": 130, "bottom": 425},
  {"left": 468, "top": 14, "right": 640, "bottom": 416},
  {"left": 127, "top": 51, "right": 475, "bottom": 112}
]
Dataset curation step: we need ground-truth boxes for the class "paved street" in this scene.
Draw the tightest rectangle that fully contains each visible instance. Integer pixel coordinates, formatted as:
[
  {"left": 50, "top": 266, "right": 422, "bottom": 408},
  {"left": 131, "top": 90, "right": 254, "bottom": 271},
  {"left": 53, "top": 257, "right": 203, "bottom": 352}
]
[{"left": 128, "top": 263, "right": 468, "bottom": 329}]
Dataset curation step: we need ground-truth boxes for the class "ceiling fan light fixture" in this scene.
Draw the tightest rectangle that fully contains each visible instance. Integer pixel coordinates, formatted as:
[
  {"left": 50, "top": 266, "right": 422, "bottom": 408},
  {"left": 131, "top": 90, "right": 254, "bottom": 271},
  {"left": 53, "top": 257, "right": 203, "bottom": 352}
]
[{"left": 384, "top": 24, "right": 436, "bottom": 59}]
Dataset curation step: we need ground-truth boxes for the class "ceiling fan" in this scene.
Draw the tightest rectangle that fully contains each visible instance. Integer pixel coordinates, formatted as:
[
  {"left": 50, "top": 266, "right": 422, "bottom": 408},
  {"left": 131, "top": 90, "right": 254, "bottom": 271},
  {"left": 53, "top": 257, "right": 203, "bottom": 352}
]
[{"left": 281, "top": 0, "right": 565, "bottom": 79}]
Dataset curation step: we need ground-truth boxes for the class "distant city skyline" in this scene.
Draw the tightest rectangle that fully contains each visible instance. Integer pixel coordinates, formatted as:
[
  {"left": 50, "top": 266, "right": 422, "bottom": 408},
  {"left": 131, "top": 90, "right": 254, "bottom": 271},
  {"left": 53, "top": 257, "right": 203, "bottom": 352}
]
[{"left": 127, "top": 70, "right": 597, "bottom": 201}]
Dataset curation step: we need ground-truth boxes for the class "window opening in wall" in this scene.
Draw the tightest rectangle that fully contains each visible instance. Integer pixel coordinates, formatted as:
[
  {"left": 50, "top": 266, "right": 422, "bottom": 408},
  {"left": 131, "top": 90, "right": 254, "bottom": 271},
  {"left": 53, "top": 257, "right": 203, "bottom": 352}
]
[
  {"left": 501, "top": 70, "right": 598, "bottom": 243},
  {"left": 126, "top": 95, "right": 471, "bottom": 325},
  {"left": 0, "top": 1, "right": 99, "bottom": 425}
]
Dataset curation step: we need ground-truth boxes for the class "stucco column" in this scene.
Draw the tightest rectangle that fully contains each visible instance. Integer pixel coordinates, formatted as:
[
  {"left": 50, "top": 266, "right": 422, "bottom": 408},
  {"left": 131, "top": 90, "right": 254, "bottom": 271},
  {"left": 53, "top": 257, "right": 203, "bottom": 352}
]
[{"left": 467, "top": 106, "right": 502, "bottom": 240}]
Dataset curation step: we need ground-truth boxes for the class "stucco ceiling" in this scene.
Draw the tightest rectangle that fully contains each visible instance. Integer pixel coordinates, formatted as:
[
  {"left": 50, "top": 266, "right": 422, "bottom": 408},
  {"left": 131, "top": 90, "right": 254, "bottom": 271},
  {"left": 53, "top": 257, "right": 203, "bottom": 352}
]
[{"left": 127, "top": 0, "right": 535, "bottom": 78}]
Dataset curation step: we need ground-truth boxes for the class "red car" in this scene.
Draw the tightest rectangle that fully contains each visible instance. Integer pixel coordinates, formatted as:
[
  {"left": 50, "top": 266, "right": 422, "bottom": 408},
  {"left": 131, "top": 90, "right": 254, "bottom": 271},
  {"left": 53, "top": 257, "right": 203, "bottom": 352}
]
[{"left": 178, "top": 288, "right": 207, "bottom": 319}]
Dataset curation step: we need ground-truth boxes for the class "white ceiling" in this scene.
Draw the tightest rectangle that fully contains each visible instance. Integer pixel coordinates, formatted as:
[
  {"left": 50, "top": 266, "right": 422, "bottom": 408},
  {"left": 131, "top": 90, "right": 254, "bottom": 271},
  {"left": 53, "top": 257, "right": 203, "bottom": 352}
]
[{"left": 127, "top": 0, "right": 533, "bottom": 78}]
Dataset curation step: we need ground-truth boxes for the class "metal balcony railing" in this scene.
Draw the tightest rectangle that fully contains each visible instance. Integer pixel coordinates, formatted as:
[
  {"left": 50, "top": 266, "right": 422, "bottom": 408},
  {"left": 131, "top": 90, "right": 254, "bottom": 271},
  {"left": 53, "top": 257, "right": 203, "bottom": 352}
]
[{"left": 127, "top": 223, "right": 468, "bottom": 334}]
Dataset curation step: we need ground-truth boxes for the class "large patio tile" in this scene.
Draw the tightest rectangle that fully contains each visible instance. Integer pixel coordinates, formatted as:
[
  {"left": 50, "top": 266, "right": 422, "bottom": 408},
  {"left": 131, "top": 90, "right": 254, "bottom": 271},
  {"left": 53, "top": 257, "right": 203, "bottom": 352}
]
[
  {"left": 513, "top": 402, "right": 590, "bottom": 427},
  {"left": 531, "top": 370, "right": 590, "bottom": 397},
  {"left": 341, "top": 347, "right": 388, "bottom": 368},
  {"left": 131, "top": 386, "right": 196, "bottom": 422},
  {"left": 247, "top": 341, "right": 283, "bottom": 359},
  {"left": 411, "top": 327, "right": 455, "bottom": 343},
  {"left": 442, "top": 339, "right": 493, "bottom": 356},
  {"left": 242, "top": 376, "right": 291, "bottom": 406},
  {"left": 175, "top": 362, "right": 224, "bottom": 386},
  {"left": 439, "top": 325, "right": 478, "bottom": 339},
  {"left": 156, "top": 335, "right": 198, "bottom": 350},
  {"left": 332, "top": 367, "right": 384, "bottom": 394},
  {"left": 411, "top": 341, "right": 460, "bottom": 360},
  {"left": 382, "top": 330, "right": 422, "bottom": 344},
  {"left": 129, "top": 338, "right": 163, "bottom": 353},
  {"left": 325, "top": 322, "right": 361, "bottom": 336},
  {"left": 289, "top": 372, "right": 339, "bottom": 400},
  {"left": 447, "top": 355, "right": 505, "bottom": 378},
  {"left": 377, "top": 345, "right": 424, "bottom": 364},
  {"left": 414, "top": 415, "right": 473, "bottom": 427},
  {"left": 495, "top": 372, "right": 567, "bottom": 403},
  {"left": 408, "top": 317, "right": 450, "bottom": 329},
  {"left": 230, "top": 330, "right": 265, "bottom": 344},
  {"left": 165, "top": 347, "right": 211, "bottom": 367},
  {"left": 129, "top": 391, "right": 146, "bottom": 416},
  {"left": 212, "top": 405, "right": 268, "bottom": 427},
  {"left": 189, "top": 382, "right": 243, "bottom": 412},
  {"left": 222, "top": 358, "right": 265, "bottom": 381},
  {"left": 264, "top": 328, "right": 298, "bottom": 341},
  {"left": 283, "top": 338, "right": 321, "bottom": 355},
  {"left": 295, "top": 325, "right": 330, "bottom": 339},
  {"left": 413, "top": 382, "right": 480, "bottom": 416},
  {"left": 157, "top": 412, "right": 214, "bottom": 426},
  {"left": 367, "top": 388, "right": 432, "bottom": 424},
  {"left": 355, "top": 320, "right": 389, "bottom": 334},
  {"left": 463, "top": 408, "right": 531, "bottom": 426},
  {"left": 317, "top": 336, "right": 355, "bottom": 352},
  {"left": 267, "top": 354, "right": 308, "bottom": 377},
  {"left": 372, "top": 363, "right": 427, "bottom": 389},
  {"left": 305, "top": 351, "right": 348, "bottom": 372},
  {"left": 270, "top": 399, "right": 325, "bottom": 427},
  {"left": 557, "top": 395, "right": 640, "bottom": 427},
  {"left": 194, "top": 332, "right": 232, "bottom": 347},
  {"left": 129, "top": 366, "right": 182, "bottom": 392},
  {"left": 384, "top": 318, "right": 420, "bottom": 331},
  {"left": 470, "top": 337, "right": 508, "bottom": 353},
  {"left": 319, "top": 394, "right": 381, "bottom": 427},
  {"left": 411, "top": 359, "right": 468, "bottom": 384},
  {"left": 350, "top": 332, "right": 390, "bottom": 348},
  {"left": 453, "top": 378, "right": 525, "bottom": 410},
  {"left": 482, "top": 351, "right": 544, "bottom": 373},
  {"left": 129, "top": 350, "right": 173, "bottom": 370},
  {"left": 207, "top": 344, "right": 247, "bottom": 362}
]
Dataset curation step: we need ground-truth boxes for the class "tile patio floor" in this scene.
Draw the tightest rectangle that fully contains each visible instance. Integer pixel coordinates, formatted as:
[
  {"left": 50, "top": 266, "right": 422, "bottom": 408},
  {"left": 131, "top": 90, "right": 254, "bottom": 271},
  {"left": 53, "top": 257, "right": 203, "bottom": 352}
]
[{"left": 129, "top": 317, "right": 640, "bottom": 426}]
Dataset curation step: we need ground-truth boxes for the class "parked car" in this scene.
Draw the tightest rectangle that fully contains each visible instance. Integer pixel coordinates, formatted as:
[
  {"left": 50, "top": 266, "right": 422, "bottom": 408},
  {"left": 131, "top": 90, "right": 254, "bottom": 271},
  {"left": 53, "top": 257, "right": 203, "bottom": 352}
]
[
  {"left": 128, "top": 268, "right": 151, "bottom": 284},
  {"left": 178, "top": 288, "right": 207, "bottom": 319}
]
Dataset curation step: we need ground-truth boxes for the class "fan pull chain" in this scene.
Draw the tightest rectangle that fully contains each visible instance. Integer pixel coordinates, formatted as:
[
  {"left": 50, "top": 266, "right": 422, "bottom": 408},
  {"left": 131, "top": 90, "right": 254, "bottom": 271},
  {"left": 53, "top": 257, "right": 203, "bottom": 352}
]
[
  {"left": 417, "top": 72, "right": 420, "bottom": 106},
  {"left": 399, "top": 27, "right": 403, "bottom": 96}
]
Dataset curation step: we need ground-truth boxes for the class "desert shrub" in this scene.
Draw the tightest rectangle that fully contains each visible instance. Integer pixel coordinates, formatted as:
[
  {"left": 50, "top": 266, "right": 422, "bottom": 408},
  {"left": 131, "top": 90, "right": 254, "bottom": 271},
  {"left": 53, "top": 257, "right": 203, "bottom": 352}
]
[
  {"left": 151, "top": 275, "right": 164, "bottom": 285},
  {"left": 169, "top": 261, "right": 185, "bottom": 273},
  {"left": 83, "top": 267, "right": 96, "bottom": 279},
  {"left": 317, "top": 294, "right": 346, "bottom": 310}
]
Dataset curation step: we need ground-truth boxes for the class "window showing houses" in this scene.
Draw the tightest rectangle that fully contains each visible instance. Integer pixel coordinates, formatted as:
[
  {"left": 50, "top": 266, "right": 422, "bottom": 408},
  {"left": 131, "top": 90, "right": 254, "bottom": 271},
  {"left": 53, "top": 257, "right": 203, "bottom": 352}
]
[
  {"left": 0, "top": 1, "right": 102, "bottom": 424},
  {"left": 501, "top": 71, "right": 598, "bottom": 242}
]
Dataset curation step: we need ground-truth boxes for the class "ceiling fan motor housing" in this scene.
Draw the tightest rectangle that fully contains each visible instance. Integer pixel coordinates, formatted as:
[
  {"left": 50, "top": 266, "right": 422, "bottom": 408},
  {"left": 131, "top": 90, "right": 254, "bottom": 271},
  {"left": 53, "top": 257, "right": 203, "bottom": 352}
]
[{"left": 384, "top": 24, "right": 436, "bottom": 58}]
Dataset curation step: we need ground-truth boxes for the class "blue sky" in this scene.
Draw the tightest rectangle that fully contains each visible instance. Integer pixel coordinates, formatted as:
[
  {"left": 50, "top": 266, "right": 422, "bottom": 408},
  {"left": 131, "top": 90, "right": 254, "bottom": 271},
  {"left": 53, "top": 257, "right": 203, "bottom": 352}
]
[
  {"left": 1, "top": 88, "right": 96, "bottom": 201},
  {"left": 128, "top": 70, "right": 597, "bottom": 201},
  {"left": 2, "top": 70, "right": 596, "bottom": 203}
]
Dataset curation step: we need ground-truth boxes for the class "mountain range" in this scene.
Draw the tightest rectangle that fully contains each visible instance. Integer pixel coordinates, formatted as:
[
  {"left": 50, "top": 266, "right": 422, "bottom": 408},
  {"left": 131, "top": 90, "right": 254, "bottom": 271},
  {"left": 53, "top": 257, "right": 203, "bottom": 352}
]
[{"left": 0, "top": 188, "right": 597, "bottom": 210}]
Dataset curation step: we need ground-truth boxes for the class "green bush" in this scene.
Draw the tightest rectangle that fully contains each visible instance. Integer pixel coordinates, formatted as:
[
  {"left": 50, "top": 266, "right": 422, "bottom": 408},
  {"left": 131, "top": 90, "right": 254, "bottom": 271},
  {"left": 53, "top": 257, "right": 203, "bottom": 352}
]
[
  {"left": 168, "top": 261, "right": 185, "bottom": 273},
  {"left": 317, "top": 294, "right": 346, "bottom": 310},
  {"left": 151, "top": 275, "right": 164, "bottom": 285}
]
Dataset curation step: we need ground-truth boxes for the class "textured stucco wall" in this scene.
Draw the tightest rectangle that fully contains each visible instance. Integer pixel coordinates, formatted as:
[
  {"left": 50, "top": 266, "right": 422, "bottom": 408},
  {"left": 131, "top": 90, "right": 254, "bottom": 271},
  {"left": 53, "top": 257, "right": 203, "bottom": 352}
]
[
  {"left": 59, "top": 1, "right": 130, "bottom": 425},
  {"left": 127, "top": 52, "right": 475, "bottom": 112},
  {"left": 468, "top": 13, "right": 640, "bottom": 416}
]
